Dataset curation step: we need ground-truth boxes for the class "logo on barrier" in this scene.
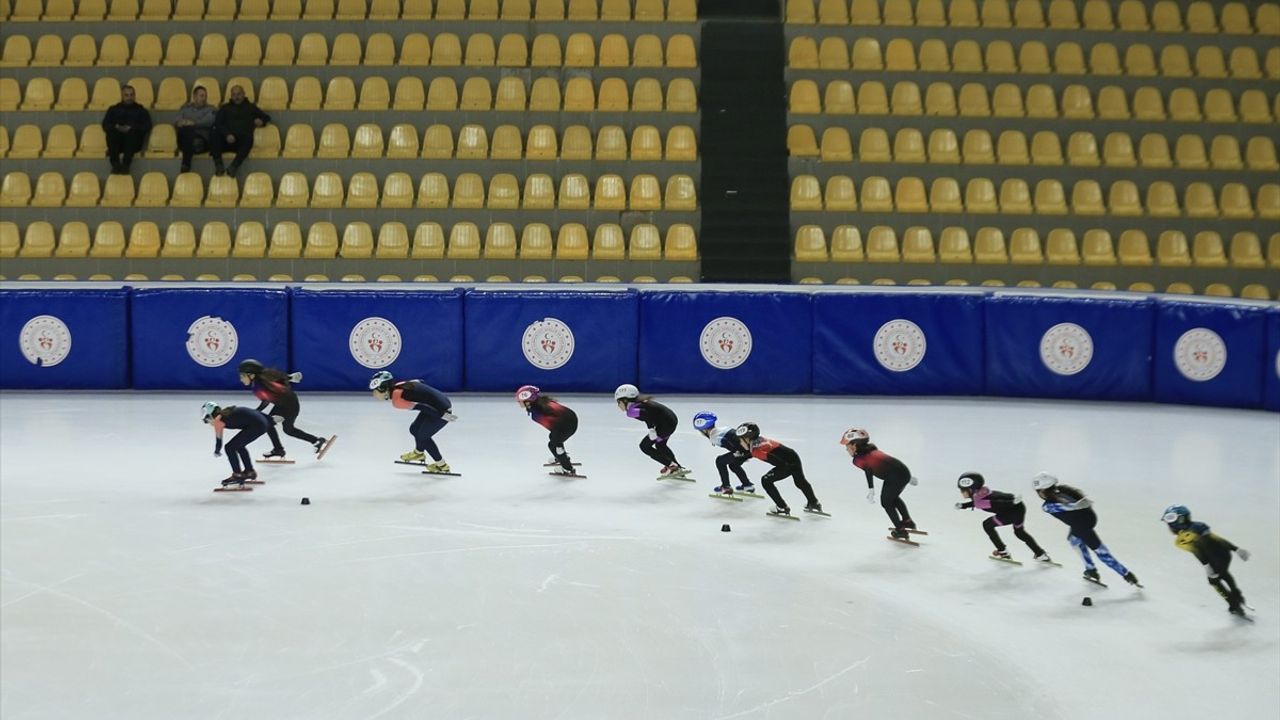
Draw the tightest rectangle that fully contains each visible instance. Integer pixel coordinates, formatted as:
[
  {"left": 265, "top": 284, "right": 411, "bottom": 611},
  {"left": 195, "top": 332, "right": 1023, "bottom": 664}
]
[
  {"left": 522, "top": 318, "right": 575, "bottom": 370},
  {"left": 700, "top": 317, "right": 753, "bottom": 370},
  {"left": 185, "top": 316, "right": 239, "bottom": 368},
  {"left": 1173, "top": 328, "right": 1227, "bottom": 382},
  {"left": 873, "top": 319, "right": 927, "bottom": 372},
  {"left": 1039, "top": 323, "right": 1093, "bottom": 376},
  {"left": 349, "top": 317, "right": 403, "bottom": 369},
  {"left": 19, "top": 315, "right": 72, "bottom": 368}
]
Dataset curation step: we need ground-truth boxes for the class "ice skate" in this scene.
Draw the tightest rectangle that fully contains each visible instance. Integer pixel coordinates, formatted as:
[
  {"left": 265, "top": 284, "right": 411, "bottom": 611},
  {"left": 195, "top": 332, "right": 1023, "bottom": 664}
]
[
  {"left": 399, "top": 449, "right": 426, "bottom": 464},
  {"left": 241, "top": 469, "right": 263, "bottom": 484},
  {"left": 1123, "top": 571, "right": 1143, "bottom": 588},
  {"left": 891, "top": 528, "right": 911, "bottom": 541},
  {"left": 1033, "top": 553, "right": 1062, "bottom": 567},
  {"left": 767, "top": 506, "right": 799, "bottom": 521},
  {"left": 262, "top": 447, "right": 287, "bottom": 460},
  {"left": 735, "top": 482, "right": 756, "bottom": 493},
  {"left": 803, "top": 502, "right": 830, "bottom": 517},
  {"left": 221, "top": 472, "right": 247, "bottom": 487},
  {"left": 656, "top": 464, "right": 694, "bottom": 482},
  {"left": 314, "top": 435, "right": 337, "bottom": 460},
  {"left": 1082, "top": 568, "right": 1107, "bottom": 587},
  {"left": 708, "top": 485, "right": 743, "bottom": 502},
  {"left": 425, "top": 461, "right": 451, "bottom": 474},
  {"left": 992, "top": 549, "right": 1011, "bottom": 560}
]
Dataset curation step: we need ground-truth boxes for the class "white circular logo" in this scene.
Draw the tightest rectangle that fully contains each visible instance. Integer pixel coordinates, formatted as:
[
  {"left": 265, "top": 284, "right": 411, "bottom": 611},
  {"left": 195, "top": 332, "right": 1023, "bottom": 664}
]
[
  {"left": 18, "top": 315, "right": 72, "bottom": 367},
  {"left": 185, "top": 316, "right": 239, "bottom": 367},
  {"left": 1039, "top": 322, "right": 1094, "bottom": 376},
  {"left": 349, "top": 316, "right": 403, "bottom": 369},
  {"left": 699, "top": 317, "right": 753, "bottom": 370},
  {"left": 522, "top": 317, "right": 575, "bottom": 370},
  {"left": 1173, "top": 328, "right": 1227, "bottom": 382},
  {"left": 873, "top": 319, "right": 927, "bottom": 372}
]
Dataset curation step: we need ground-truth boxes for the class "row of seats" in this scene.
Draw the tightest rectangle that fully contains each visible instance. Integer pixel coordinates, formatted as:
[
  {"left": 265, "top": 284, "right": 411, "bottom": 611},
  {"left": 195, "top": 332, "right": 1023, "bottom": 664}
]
[
  {"left": 0, "top": 31, "right": 698, "bottom": 69},
  {"left": 784, "top": 81, "right": 1276, "bottom": 122},
  {"left": 789, "top": 174, "right": 1280, "bottom": 218},
  {"left": 789, "top": 275, "right": 1275, "bottom": 299},
  {"left": 792, "top": 126, "right": 1279, "bottom": 171},
  {"left": 787, "top": 36, "right": 1279, "bottom": 79},
  {"left": 792, "top": 224, "right": 1278, "bottom": 268},
  {"left": 0, "top": 170, "right": 700, "bottom": 210},
  {"left": 2, "top": 0, "right": 696, "bottom": 21},
  {"left": 2, "top": 273, "right": 702, "bottom": 283},
  {"left": 785, "top": 0, "right": 1280, "bottom": 34},
  {"left": 0, "top": 122, "right": 698, "bottom": 161},
  {"left": 2, "top": 75, "right": 699, "bottom": 112},
  {"left": 0, "top": 219, "right": 700, "bottom": 260}
]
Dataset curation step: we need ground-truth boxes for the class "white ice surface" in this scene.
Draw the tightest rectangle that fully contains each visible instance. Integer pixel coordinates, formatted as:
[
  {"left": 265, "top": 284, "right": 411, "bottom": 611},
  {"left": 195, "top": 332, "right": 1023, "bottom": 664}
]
[{"left": 1, "top": 392, "right": 1277, "bottom": 720}]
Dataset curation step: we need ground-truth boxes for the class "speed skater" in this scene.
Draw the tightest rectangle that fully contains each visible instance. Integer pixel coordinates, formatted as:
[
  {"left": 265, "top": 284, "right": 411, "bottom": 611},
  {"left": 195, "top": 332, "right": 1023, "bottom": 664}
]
[
  {"left": 955, "top": 472, "right": 1052, "bottom": 563},
  {"left": 371, "top": 371, "right": 457, "bottom": 474},
  {"left": 202, "top": 401, "right": 272, "bottom": 486},
  {"left": 237, "top": 358, "right": 331, "bottom": 460},
  {"left": 737, "top": 423, "right": 821, "bottom": 516},
  {"left": 692, "top": 411, "right": 754, "bottom": 495},
  {"left": 1035, "top": 472, "right": 1141, "bottom": 587},
  {"left": 842, "top": 428, "right": 918, "bottom": 540},
  {"left": 516, "top": 385, "right": 578, "bottom": 474},
  {"left": 614, "top": 384, "right": 688, "bottom": 478},
  {"left": 1162, "top": 505, "right": 1251, "bottom": 616}
]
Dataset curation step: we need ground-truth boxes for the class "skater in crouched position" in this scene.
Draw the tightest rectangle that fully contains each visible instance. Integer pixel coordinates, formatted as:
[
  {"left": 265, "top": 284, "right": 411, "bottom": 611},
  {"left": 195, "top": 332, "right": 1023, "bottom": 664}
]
[
  {"left": 692, "top": 411, "right": 754, "bottom": 496},
  {"left": 371, "top": 371, "right": 456, "bottom": 473},
  {"left": 1034, "top": 472, "right": 1140, "bottom": 587},
  {"left": 238, "top": 358, "right": 330, "bottom": 459},
  {"left": 842, "top": 428, "right": 917, "bottom": 540},
  {"left": 1162, "top": 505, "right": 1251, "bottom": 616},
  {"left": 955, "top": 472, "right": 1052, "bottom": 563},
  {"left": 738, "top": 423, "right": 821, "bottom": 516},
  {"left": 516, "top": 385, "right": 578, "bottom": 474},
  {"left": 615, "top": 384, "right": 687, "bottom": 478},
  {"left": 203, "top": 401, "right": 271, "bottom": 486}
]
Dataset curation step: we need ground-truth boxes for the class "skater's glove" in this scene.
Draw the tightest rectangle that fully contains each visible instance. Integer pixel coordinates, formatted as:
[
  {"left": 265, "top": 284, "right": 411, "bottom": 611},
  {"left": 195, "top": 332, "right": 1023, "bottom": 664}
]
[
  {"left": 288, "top": 371, "right": 303, "bottom": 383},
  {"left": 1235, "top": 548, "right": 1250, "bottom": 561},
  {"left": 866, "top": 488, "right": 876, "bottom": 504},
  {"left": 271, "top": 415, "right": 284, "bottom": 424},
  {"left": 213, "top": 438, "right": 223, "bottom": 456},
  {"left": 954, "top": 502, "right": 968, "bottom": 510},
  {"left": 442, "top": 412, "right": 458, "bottom": 423},
  {"left": 647, "top": 429, "right": 660, "bottom": 442},
  {"left": 1012, "top": 493, "right": 1022, "bottom": 504},
  {"left": 1205, "top": 564, "right": 1219, "bottom": 580},
  {"left": 909, "top": 476, "right": 919, "bottom": 486}
]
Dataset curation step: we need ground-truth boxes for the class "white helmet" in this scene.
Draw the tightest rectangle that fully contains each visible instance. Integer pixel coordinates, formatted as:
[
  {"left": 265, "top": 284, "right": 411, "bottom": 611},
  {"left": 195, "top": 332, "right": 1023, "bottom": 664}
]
[
  {"left": 201, "top": 401, "right": 219, "bottom": 424},
  {"left": 1031, "top": 472, "right": 1059, "bottom": 491},
  {"left": 369, "top": 370, "right": 394, "bottom": 393},
  {"left": 614, "top": 384, "right": 639, "bottom": 402},
  {"left": 840, "top": 427, "right": 869, "bottom": 446}
]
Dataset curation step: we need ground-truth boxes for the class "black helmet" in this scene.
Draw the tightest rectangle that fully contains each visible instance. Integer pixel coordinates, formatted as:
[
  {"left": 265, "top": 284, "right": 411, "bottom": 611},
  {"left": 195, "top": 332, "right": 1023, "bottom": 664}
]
[
  {"left": 238, "top": 358, "right": 264, "bottom": 375},
  {"left": 957, "top": 472, "right": 985, "bottom": 491},
  {"left": 735, "top": 422, "right": 760, "bottom": 442}
]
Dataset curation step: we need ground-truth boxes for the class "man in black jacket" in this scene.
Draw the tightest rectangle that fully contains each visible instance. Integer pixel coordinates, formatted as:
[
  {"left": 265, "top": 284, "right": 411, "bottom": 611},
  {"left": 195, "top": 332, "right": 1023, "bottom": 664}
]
[
  {"left": 101, "top": 85, "right": 153, "bottom": 174},
  {"left": 211, "top": 85, "right": 271, "bottom": 178}
]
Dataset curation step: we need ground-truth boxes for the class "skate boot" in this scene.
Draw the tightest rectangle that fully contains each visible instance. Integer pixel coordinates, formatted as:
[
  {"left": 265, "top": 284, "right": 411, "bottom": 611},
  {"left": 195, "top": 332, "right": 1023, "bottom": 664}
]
[
  {"left": 713, "top": 485, "right": 734, "bottom": 495},
  {"left": 1033, "top": 552, "right": 1054, "bottom": 564},
  {"left": 902, "top": 519, "right": 918, "bottom": 531},
  {"left": 804, "top": 501, "right": 823, "bottom": 513},
  {"left": 767, "top": 506, "right": 792, "bottom": 517},
  {"left": 890, "top": 527, "right": 911, "bottom": 541},
  {"left": 992, "top": 549, "right": 1012, "bottom": 560},
  {"left": 242, "top": 469, "right": 258, "bottom": 482},
  {"left": 221, "top": 472, "right": 246, "bottom": 487},
  {"left": 735, "top": 481, "right": 756, "bottom": 493},
  {"left": 670, "top": 465, "right": 691, "bottom": 478},
  {"left": 262, "top": 447, "right": 287, "bottom": 460},
  {"left": 425, "top": 461, "right": 451, "bottom": 474},
  {"left": 1083, "top": 568, "right": 1101, "bottom": 583},
  {"left": 1123, "top": 571, "right": 1142, "bottom": 587},
  {"left": 312, "top": 438, "right": 326, "bottom": 454},
  {"left": 400, "top": 449, "right": 425, "bottom": 463},
  {"left": 1228, "top": 605, "right": 1246, "bottom": 617}
]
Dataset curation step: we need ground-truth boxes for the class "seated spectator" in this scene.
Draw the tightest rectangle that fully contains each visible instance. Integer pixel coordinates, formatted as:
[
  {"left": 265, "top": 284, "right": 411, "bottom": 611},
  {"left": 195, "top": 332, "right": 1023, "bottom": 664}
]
[
  {"left": 175, "top": 86, "right": 215, "bottom": 173},
  {"left": 102, "top": 85, "right": 152, "bottom": 175},
  {"left": 211, "top": 85, "right": 270, "bottom": 178}
]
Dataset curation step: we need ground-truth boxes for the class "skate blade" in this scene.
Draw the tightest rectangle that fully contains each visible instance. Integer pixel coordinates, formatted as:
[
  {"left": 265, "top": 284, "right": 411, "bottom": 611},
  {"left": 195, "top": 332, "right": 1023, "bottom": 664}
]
[
  {"left": 886, "top": 536, "right": 920, "bottom": 546},
  {"left": 394, "top": 460, "right": 427, "bottom": 467},
  {"left": 1084, "top": 577, "right": 1109, "bottom": 588},
  {"left": 549, "top": 472, "right": 587, "bottom": 479},
  {"left": 804, "top": 509, "right": 832, "bottom": 517},
  {"left": 766, "top": 512, "right": 800, "bottom": 521},
  {"left": 242, "top": 480, "right": 265, "bottom": 485},
  {"left": 213, "top": 486, "right": 252, "bottom": 492},
  {"left": 708, "top": 493, "right": 744, "bottom": 502},
  {"left": 887, "top": 527, "right": 929, "bottom": 535},
  {"left": 316, "top": 435, "right": 338, "bottom": 460},
  {"left": 544, "top": 462, "right": 582, "bottom": 467},
  {"left": 656, "top": 475, "right": 696, "bottom": 483},
  {"left": 421, "top": 470, "right": 462, "bottom": 477},
  {"left": 259, "top": 459, "right": 295, "bottom": 465},
  {"left": 735, "top": 491, "right": 764, "bottom": 499},
  {"left": 989, "top": 556, "right": 1023, "bottom": 566},
  {"left": 1036, "top": 560, "right": 1064, "bottom": 568}
]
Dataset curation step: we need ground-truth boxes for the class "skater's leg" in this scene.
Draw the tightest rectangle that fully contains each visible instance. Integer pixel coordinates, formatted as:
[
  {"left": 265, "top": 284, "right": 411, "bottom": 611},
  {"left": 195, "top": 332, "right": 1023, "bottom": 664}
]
[
  {"left": 548, "top": 419, "right": 575, "bottom": 472},
  {"left": 714, "top": 453, "right": 733, "bottom": 488},
  {"left": 413, "top": 414, "right": 448, "bottom": 462},
  {"left": 1068, "top": 533, "right": 1096, "bottom": 570},
  {"left": 226, "top": 426, "right": 265, "bottom": 473},
  {"left": 788, "top": 459, "right": 819, "bottom": 506},
  {"left": 1216, "top": 569, "right": 1245, "bottom": 609},
  {"left": 639, "top": 436, "right": 665, "bottom": 465},
  {"left": 880, "top": 478, "right": 907, "bottom": 529},
  {"left": 1012, "top": 525, "right": 1046, "bottom": 556},
  {"left": 281, "top": 416, "right": 321, "bottom": 445},
  {"left": 654, "top": 438, "right": 678, "bottom": 466},
  {"left": 1076, "top": 527, "right": 1130, "bottom": 577},
  {"left": 982, "top": 517, "right": 1006, "bottom": 551},
  {"left": 265, "top": 423, "right": 285, "bottom": 453},
  {"left": 729, "top": 456, "right": 751, "bottom": 486},
  {"left": 761, "top": 467, "right": 788, "bottom": 509}
]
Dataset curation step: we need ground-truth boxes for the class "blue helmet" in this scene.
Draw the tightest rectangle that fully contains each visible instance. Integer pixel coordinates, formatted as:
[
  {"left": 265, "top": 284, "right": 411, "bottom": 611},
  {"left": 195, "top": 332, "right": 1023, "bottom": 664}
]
[
  {"left": 1161, "top": 504, "right": 1191, "bottom": 530},
  {"left": 692, "top": 411, "right": 717, "bottom": 431}
]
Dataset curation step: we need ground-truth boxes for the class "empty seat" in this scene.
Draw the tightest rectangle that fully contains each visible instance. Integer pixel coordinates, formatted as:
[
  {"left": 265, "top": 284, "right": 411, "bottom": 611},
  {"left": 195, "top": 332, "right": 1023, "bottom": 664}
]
[
  {"left": 1229, "top": 232, "right": 1265, "bottom": 268},
  {"left": 1081, "top": 230, "right": 1116, "bottom": 265},
  {"left": 973, "top": 228, "right": 1008, "bottom": 263},
  {"left": 1193, "top": 232, "right": 1228, "bottom": 267},
  {"left": 1157, "top": 231, "right": 1192, "bottom": 266}
]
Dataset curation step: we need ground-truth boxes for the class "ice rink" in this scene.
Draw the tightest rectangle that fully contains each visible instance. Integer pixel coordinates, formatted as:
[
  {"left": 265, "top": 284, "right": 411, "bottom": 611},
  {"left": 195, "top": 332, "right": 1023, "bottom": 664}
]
[{"left": 1, "top": 391, "right": 1277, "bottom": 720}]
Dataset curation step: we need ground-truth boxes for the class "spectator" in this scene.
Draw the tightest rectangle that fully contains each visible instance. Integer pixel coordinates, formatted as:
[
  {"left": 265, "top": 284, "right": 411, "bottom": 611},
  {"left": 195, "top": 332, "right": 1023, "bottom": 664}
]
[
  {"left": 101, "top": 85, "right": 152, "bottom": 175},
  {"left": 211, "top": 85, "right": 270, "bottom": 178},
  {"left": 175, "top": 86, "right": 215, "bottom": 173}
]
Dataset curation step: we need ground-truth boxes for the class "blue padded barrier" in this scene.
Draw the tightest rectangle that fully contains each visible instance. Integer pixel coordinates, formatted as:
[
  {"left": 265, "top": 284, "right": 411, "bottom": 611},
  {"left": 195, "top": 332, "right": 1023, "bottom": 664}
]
[
  {"left": 463, "top": 289, "right": 638, "bottom": 392},
  {"left": 0, "top": 289, "right": 130, "bottom": 389},
  {"left": 1263, "top": 309, "right": 1280, "bottom": 412},
  {"left": 290, "top": 288, "right": 465, "bottom": 391},
  {"left": 131, "top": 288, "right": 289, "bottom": 389},
  {"left": 1153, "top": 300, "right": 1267, "bottom": 409},
  {"left": 812, "top": 292, "right": 985, "bottom": 395},
  {"left": 984, "top": 295, "right": 1154, "bottom": 402},
  {"left": 638, "top": 291, "right": 812, "bottom": 394}
]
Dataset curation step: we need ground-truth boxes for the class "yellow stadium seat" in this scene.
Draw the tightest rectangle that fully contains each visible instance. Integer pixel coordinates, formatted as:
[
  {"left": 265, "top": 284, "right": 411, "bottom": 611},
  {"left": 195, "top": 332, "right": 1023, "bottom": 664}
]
[
  {"left": 629, "top": 225, "right": 662, "bottom": 260},
  {"left": 1259, "top": 233, "right": 1278, "bottom": 268},
  {"left": 362, "top": 34, "right": 395, "bottom": 66},
  {"left": 824, "top": 176, "right": 856, "bottom": 211},
  {"left": 497, "top": 34, "right": 528, "bottom": 66},
  {"left": 345, "top": 172, "right": 378, "bottom": 209},
  {"left": 288, "top": 77, "right": 321, "bottom": 110},
  {"left": 1114, "top": 230, "right": 1152, "bottom": 266},
  {"left": 1239, "top": 90, "right": 1274, "bottom": 123},
  {"left": 891, "top": 81, "right": 922, "bottom": 115},
  {"left": 666, "top": 78, "right": 696, "bottom": 112},
  {"left": 351, "top": 124, "right": 384, "bottom": 159},
  {"left": 317, "top": 123, "right": 350, "bottom": 158},
  {"left": 6, "top": 125, "right": 42, "bottom": 159},
  {"left": 1227, "top": 47, "right": 1261, "bottom": 79},
  {"left": 592, "top": 224, "right": 627, "bottom": 260},
  {"left": 461, "top": 77, "right": 492, "bottom": 110},
  {"left": 338, "top": 223, "right": 374, "bottom": 259},
  {"left": 819, "top": 127, "right": 852, "bottom": 162},
  {"left": 424, "top": 77, "right": 457, "bottom": 110},
  {"left": 565, "top": 33, "right": 596, "bottom": 67},
  {"left": 1260, "top": 185, "right": 1280, "bottom": 219},
  {"left": 32, "top": 35, "right": 67, "bottom": 67},
  {"left": 1078, "top": 230, "right": 1114, "bottom": 266},
  {"left": 386, "top": 124, "right": 420, "bottom": 159},
  {"left": 790, "top": 176, "right": 822, "bottom": 211},
  {"left": 156, "top": 222, "right": 194, "bottom": 258},
  {"left": 901, "top": 227, "right": 935, "bottom": 262},
  {"left": 416, "top": 172, "right": 449, "bottom": 209},
  {"left": 851, "top": 38, "right": 882, "bottom": 71},
  {"left": 270, "top": 0, "right": 300, "bottom": 19},
  {"left": 28, "top": 172, "right": 64, "bottom": 208},
  {"left": 790, "top": 80, "right": 820, "bottom": 114},
  {"left": 88, "top": 221, "right": 126, "bottom": 258},
  {"left": 400, "top": 33, "right": 431, "bottom": 66},
  {"left": 829, "top": 226, "right": 863, "bottom": 262},
  {"left": 557, "top": 174, "right": 589, "bottom": 210},
  {"left": 522, "top": 124, "right": 557, "bottom": 160},
  {"left": 963, "top": 177, "right": 997, "bottom": 213},
  {"left": 464, "top": 34, "right": 496, "bottom": 66},
  {"left": 556, "top": 224, "right": 590, "bottom": 260},
  {"left": 228, "top": 222, "right": 266, "bottom": 259},
  {"left": 1137, "top": 134, "right": 1172, "bottom": 169},
  {"left": 1030, "top": 179, "right": 1066, "bottom": 215},
  {"left": 786, "top": 0, "right": 815, "bottom": 23},
  {"left": 373, "top": 172, "right": 412, "bottom": 209},
  {"left": 455, "top": 124, "right": 488, "bottom": 159},
  {"left": 127, "top": 171, "right": 165, "bottom": 207},
  {"left": 1226, "top": 233, "right": 1264, "bottom": 269},
  {"left": 95, "top": 174, "right": 133, "bottom": 208},
  {"left": 282, "top": 124, "right": 316, "bottom": 158},
  {"left": 1241, "top": 285, "right": 1271, "bottom": 300},
  {"left": 1024, "top": 132, "right": 1060, "bottom": 166},
  {"left": 357, "top": 77, "right": 390, "bottom": 110},
  {"left": 24, "top": 222, "right": 67, "bottom": 259},
  {"left": 451, "top": 173, "right": 485, "bottom": 209},
  {"left": 1184, "top": 182, "right": 1218, "bottom": 218},
  {"left": 1067, "top": 132, "right": 1101, "bottom": 167},
  {"left": 444, "top": 222, "right": 480, "bottom": 259},
  {"left": 924, "top": 129, "right": 958, "bottom": 164},
  {"left": 998, "top": 179, "right": 1031, "bottom": 214},
  {"left": 987, "top": 41, "right": 1018, "bottom": 73},
  {"left": 933, "top": 227, "right": 969, "bottom": 263},
  {"left": 1107, "top": 180, "right": 1142, "bottom": 217},
  {"left": 924, "top": 177, "right": 959, "bottom": 213},
  {"left": 1208, "top": 136, "right": 1244, "bottom": 170},
  {"left": 897, "top": 177, "right": 929, "bottom": 212},
  {"left": 1103, "top": 133, "right": 1136, "bottom": 167},
  {"left": 664, "top": 225, "right": 698, "bottom": 260},
  {"left": 1192, "top": 232, "right": 1228, "bottom": 267},
  {"left": 865, "top": 227, "right": 899, "bottom": 262},
  {"left": 519, "top": 224, "right": 553, "bottom": 259},
  {"left": 974, "top": 228, "right": 1007, "bottom": 263},
  {"left": 633, "top": 174, "right": 666, "bottom": 211},
  {"left": 523, "top": 175, "right": 555, "bottom": 209},
  {"left": 476, "top": 223, "right": 515, "bottom": 260},
  {"left": 393, "top": 77, "right": 425, "bottom": 110},
  {"left": 238, "top": 172, "right": 272, "bottom": 208},
  {"left": 309, "top": 172, "right": 343, "bottom": 208},
  {"left": 1001, "top": 228, "right": 1038, "bottom": 264},
  {"left": 430, "top": 33, "right": 462, "bottom": 66},
  {"left": 190, "top": 221, "right": 230, "bottom": 258},
  {"left": 371, "top": 222, "right": 408, "bottom": 259},
  {"left": 1219, "top": 183, "right": 1254, "bottom": 219},
  {"left": 273, "top": 171, "right": 307, "bottom": 208},
  {"left": 323, "top": 77, "right": 356, "bottom": 110},
  {"left": 304, "top": 223, "right": 339, "bottom": 259},
  {"left": 1069, "top": 180, "right": 1104, "bottom": 215}
]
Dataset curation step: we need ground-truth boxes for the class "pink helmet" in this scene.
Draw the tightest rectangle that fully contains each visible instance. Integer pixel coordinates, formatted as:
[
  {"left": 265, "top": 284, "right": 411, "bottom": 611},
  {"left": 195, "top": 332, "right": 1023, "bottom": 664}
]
[{"left": 515, "top": 385, "right": 540, "bottom": 403}]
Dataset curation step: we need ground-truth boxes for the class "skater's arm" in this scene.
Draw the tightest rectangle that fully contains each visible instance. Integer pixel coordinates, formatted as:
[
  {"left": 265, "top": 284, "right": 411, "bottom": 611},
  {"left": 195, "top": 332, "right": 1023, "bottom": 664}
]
[{"left": 211, "top": 417, "right": 225, "bottom": 455}]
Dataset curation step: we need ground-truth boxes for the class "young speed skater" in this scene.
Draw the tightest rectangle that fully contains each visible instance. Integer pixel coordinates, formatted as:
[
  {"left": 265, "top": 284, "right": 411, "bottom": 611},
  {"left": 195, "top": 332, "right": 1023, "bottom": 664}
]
[
  {"left": 691, "top": 412, "right": 755, "bottom": 496},
  {"left": 736, "top": 423, "right": 823, "bottom": 517},
  {"left": 371, "top": 371, "right": 457, "bottom": 474},
  {"left": 237, "top": 358, "right": 334, "bottom": 460},
  {"left": 614, "top": 384, "right": 688, "bottom": 478},
  {"left": 841, "top": 428, "right": 919, "bottom": 541},
  {"left": 1034, "top": 472, "right": 1141, "bottom": 587},
  {"left": 955, "top": 472, "right": 1053, "bottom": 564},
  {"left": 516, "top": 385, "right": 580, "bottom": 476},
  {"left": 202, "top": 402, "right": 272, "bottom": 487},
  {"left": 1162, "top": 505, "right": 1252, "bottom": 617}
]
